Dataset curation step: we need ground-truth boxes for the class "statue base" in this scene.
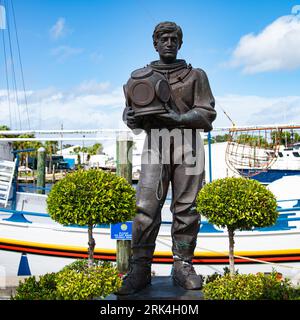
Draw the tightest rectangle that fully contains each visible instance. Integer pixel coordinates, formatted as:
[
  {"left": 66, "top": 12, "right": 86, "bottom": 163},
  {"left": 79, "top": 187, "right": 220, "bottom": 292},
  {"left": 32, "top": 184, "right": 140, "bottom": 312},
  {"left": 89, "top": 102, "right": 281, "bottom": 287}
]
[{"left": 104, "top": 276, "right": 204, "bottom": 300}]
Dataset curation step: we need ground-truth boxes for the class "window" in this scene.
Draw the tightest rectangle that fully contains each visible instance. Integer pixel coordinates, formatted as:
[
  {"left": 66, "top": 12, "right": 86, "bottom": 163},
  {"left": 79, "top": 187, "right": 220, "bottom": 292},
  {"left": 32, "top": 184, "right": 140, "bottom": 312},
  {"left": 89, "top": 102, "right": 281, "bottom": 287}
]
[{"left": 293, "top": 152, "right": 300, "bottom": 157}]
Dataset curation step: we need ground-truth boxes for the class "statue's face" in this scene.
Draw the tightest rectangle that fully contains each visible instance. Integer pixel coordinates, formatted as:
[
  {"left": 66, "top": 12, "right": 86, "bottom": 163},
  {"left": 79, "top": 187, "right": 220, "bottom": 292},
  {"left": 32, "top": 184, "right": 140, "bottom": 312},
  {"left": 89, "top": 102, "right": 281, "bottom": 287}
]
[{"left": 155, "top": 31, "right": 179, "bottom": 64}]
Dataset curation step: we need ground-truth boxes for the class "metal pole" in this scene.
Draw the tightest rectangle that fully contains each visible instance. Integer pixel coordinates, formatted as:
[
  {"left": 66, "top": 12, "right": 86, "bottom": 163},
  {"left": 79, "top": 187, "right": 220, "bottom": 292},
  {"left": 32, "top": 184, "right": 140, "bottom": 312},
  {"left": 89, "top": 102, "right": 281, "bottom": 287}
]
[
  {"left": 116, "top": 133, "right": 133, "bottom": 274},
  {"left": 208, "top": 131, "right": 213, "bottom": 183},
  {"left": 37, "top": 147, "right": 46, "bottom": 194}
]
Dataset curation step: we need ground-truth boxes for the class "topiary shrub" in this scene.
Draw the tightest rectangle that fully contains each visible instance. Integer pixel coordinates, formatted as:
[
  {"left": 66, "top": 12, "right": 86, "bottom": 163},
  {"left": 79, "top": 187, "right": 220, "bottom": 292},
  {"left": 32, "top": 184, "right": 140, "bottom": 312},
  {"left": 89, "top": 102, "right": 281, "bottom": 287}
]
[
  {"left": 12, "top": 259, "right": 122, "bottom": 300},
  {"left": 196, "top": 177, "right": 278, "bottom": 275},
  {"left": 47, "top": 169, "right": 136, "bottom": 265},
  {"left": 12, "top": 273, "right": 57, "bottom": 300},
  {"left": 56, "top": 259, "right": 122, "bottom": 300},
  {"left": 203, "top": 271, "right": 294, "bottom": 300}
]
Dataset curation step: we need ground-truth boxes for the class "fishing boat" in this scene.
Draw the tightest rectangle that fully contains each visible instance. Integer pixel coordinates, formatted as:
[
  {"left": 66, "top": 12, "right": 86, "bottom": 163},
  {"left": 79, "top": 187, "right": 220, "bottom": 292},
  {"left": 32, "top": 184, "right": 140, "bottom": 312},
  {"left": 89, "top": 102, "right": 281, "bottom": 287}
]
[
  {"left": 226, "top": 125, "right": 300, "bottom": 184},
  {"left": 237, "top": 143, "right": 300, "bottom": 184},
  {"left": 1, "top": 155, "right": 300, "bottom": 283}
]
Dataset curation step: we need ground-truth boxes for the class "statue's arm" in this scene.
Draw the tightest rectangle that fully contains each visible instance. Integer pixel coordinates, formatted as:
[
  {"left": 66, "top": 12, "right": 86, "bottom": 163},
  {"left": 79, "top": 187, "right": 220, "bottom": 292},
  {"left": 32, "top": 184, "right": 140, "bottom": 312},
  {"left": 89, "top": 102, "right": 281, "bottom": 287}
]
[{"left": 185, "top": 68, "right": 217, "bottom": 132}]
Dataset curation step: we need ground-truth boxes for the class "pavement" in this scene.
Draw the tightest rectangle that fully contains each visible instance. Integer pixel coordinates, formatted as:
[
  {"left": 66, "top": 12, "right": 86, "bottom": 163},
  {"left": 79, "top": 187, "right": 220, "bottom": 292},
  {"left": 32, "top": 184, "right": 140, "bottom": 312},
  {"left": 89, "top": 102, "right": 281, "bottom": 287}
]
[{"left": 0, "top": 276, "right": 31, "bottom": 300}]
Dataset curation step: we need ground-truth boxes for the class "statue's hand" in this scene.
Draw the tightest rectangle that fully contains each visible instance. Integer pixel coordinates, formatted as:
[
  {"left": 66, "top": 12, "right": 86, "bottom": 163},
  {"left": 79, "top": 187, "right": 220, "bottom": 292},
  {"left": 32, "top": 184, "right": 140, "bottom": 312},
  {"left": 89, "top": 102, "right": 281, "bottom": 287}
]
[
  {"left": 155, "top": 109, "right": 183, "bottom": 127},
  {"left": 125, "top": 108, "right": 141, "bottom": 129}
]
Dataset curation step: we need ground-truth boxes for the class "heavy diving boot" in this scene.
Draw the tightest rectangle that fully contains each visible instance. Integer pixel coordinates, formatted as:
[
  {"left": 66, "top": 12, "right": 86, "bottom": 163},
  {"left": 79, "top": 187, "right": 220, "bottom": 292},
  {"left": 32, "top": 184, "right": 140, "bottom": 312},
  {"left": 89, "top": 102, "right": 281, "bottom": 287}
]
[
  {"left": 116, "top": 257, "right": 152, "bottom": 295},
  {"left": 171, "top": 206, "right": 203, "bottom": 290},
  {"left": 172, "top": 258, "right": 203, "bottom": 290}
]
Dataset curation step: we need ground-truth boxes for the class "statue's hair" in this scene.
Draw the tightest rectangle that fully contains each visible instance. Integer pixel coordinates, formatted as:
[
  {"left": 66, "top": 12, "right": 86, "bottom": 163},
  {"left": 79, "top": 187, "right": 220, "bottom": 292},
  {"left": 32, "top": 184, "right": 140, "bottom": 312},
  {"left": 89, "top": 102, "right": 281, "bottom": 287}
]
[{"left": 152, "top": 21, "right": 183, "bottom": 49}]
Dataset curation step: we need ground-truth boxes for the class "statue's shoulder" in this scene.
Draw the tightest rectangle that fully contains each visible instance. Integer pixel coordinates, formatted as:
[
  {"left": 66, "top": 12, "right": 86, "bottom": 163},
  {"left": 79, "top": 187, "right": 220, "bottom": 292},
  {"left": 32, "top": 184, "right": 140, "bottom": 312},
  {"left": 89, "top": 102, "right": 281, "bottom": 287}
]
[
  {"left": 193, "top": 67, "right": 210, "bottom": 80},
  {"left": 130, "top": 65, "right": 153, "bottom": 79},
  {"left": 191, "top": 67, "right": 207, "bottom": 78}
]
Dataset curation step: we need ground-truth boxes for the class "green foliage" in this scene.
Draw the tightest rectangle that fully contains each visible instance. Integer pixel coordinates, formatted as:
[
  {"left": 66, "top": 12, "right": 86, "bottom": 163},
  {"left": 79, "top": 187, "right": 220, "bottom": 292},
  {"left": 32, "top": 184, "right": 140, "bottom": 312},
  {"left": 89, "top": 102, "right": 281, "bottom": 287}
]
[
  {"left": 47, "top": 169, "right": 136, "bottom": 226},
  {"left": 204, "top": 134, "right": 230, "bottom": 144},
  {"left": 196, "top": 177, "right": 278, "bottom": 231},
  {"left": 13, "top": 134, "right": 42, "bottom": 153},
  {"left": 72, "top": 143, "right": 103, "bottom": 156},
  {"left": 214, "top": 134, "right": 230, "bottom": 143},
  {"left": 204, "top": 267, "right": 239, "bottom": 284},
  {"left": 290, "top": 287, "right": 300, "bottom": 300},
  {"left": 60, "top": 258, "right": 89, "bottom": 272},
  {"left": 44, "top": 141, "right": 59, "bottom": 155},
  {"left": 56, "top": 260, "right": 122, "bottom": 300},
  {"left": 12, "top": 259, "right": 122, "bottom": 300},
  {"left": 0, "top": 125, "right": 10, "bottom": 138},
  {"left": 12, "top": 273, "right": 57, "bottom": 300},
  {"left": 271, "top": 130, "right": 300, "bottom": 146},
  {"left": 203, "top": 272, "right": 294, "bottom": 300},
  {"left": 237, "top": 134, "right": 268, "bottom": 147}
]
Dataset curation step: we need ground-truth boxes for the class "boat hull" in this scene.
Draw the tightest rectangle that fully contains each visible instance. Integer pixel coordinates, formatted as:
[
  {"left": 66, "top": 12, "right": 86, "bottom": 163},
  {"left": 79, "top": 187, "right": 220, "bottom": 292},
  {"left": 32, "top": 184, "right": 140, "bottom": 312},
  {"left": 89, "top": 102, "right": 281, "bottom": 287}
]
[
  {"left": 1, "top": 215, "right": 300, "bottom": 282},
  {"left": 1, "top": 191, "right": 300, "bottom": 283},
  {"left": 239, "top": 169, "right": 300, "bottom": 184}
]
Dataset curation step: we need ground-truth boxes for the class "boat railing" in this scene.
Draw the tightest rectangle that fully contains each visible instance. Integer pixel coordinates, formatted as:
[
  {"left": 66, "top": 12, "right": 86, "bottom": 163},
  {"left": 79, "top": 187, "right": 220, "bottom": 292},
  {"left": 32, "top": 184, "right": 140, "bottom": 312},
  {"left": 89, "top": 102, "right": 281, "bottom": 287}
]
[{"left": 1, "top": 200, "right": 300, "bottom": 233}]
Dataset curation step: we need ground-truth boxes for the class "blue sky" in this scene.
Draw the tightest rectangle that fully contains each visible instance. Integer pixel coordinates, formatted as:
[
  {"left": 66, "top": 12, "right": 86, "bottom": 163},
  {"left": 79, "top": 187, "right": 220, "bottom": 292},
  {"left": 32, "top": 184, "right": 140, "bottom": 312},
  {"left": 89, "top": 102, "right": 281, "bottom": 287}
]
[{"left": 1, "top": 0, "right": 300, "bottom": 131}]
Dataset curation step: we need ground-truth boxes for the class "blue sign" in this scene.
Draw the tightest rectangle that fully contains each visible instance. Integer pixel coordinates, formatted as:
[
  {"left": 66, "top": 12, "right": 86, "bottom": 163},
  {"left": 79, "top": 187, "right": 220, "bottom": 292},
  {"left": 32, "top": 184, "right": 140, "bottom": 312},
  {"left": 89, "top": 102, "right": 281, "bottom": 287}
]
[{"left": 111, "top": 221, "right": 132, "bottom": 240}]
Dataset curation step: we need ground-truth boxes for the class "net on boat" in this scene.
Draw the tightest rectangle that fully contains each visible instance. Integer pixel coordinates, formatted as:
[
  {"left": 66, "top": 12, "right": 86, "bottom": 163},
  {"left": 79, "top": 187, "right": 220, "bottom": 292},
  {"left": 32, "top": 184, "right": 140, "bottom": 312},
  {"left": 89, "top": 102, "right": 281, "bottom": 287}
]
[{"left": 225, "top": 127, "right": 282, "bottom": 177}]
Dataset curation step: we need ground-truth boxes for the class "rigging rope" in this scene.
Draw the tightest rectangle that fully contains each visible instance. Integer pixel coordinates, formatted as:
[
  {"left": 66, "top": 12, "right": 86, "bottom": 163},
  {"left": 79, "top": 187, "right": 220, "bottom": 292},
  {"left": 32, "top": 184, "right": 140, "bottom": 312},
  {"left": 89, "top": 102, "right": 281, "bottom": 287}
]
[
  {"left": 11, "top": 0, "right": 30, "bottom": 130},
  {"left": 1, "top": 5, "right": 12, "bottom": 128},
  {"left": 4, "top": 0, "right": 22, "bottom": 129},
  {"left": 1, "top": 0, "right": 31, "bottom": 130}
]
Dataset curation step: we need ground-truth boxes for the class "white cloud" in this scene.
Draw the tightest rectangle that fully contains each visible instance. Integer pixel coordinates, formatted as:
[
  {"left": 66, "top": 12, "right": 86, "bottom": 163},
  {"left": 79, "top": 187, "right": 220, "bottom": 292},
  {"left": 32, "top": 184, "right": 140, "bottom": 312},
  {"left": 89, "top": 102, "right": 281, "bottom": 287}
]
[
  {"left": 1, "top": 84, "right": 300, "bottom": 135},
  {"left": 229, "top": 14, "right": 300, "bottom": 73},
  {"left": 49, "top": 17, "right": 67, "bottom": 40},
  {"left": 0, "top": 81, "right": 126, "bottom": 131},
  {"left": 51, "top": 45, "right": 83, "bottom": 62},
  {"left": 214, "top": 94, "right": 300, "bottom": 128},
  {"left": 75, "top": 80, "right": 111, "bottom": 94}
]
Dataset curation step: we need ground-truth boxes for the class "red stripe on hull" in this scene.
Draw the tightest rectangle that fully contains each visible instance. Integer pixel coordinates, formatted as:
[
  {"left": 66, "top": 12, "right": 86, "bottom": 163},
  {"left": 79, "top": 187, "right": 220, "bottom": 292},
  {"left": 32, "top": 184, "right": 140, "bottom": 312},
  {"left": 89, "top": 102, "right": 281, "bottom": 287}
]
[{"left": 1, "top": 244, "right": 300, "bottom": 264}]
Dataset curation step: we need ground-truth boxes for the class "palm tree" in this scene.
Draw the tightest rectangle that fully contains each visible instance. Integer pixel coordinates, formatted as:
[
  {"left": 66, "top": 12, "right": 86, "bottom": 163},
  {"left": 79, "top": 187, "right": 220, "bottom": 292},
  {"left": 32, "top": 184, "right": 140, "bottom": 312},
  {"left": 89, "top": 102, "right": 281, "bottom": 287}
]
[{"left": 44, "top": 141, "right": 59, "bottom": 173}]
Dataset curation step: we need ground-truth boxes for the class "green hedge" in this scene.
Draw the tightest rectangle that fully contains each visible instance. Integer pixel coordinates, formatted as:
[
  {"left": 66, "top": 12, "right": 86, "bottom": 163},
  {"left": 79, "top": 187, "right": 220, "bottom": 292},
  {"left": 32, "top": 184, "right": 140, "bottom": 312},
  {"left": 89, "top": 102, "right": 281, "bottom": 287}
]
[
  {"left": 56, "top": 260, "right": 122, "bottom": 300},
  {"left": 203, "top": 272, "right": 297, "bottom": 300},
  {"left": 12, "top": 259, "right": 122, "bottom": 300},
  {"left": 12, "top": 273, "right": 57, "bottom": 300}
]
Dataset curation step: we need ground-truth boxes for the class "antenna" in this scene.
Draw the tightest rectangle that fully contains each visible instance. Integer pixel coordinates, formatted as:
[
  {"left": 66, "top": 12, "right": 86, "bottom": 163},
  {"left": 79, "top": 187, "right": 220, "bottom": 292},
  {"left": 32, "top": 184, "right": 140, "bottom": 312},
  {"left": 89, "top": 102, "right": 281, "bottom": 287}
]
[{"left": 217, "top": 102, "right": 236, "bottom": 127}]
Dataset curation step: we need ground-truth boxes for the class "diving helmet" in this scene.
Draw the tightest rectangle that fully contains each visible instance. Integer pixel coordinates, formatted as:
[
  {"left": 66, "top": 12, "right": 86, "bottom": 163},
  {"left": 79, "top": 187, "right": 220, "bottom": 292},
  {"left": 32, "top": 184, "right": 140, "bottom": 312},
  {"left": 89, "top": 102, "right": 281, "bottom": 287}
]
[{"left": 123, "top": 66, "right": 170, "bottom": 116}]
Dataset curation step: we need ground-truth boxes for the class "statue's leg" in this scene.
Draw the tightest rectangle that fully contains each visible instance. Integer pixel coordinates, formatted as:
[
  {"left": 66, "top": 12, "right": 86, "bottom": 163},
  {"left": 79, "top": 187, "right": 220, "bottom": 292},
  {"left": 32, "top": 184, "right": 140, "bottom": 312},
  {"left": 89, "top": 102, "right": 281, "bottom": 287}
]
[
  {"left": 170, "top": 143, "right": 205, "bottom": 290},
  {"left": 132, "top": 163, "right": 169, "bottom": 260},
  {"left": 117, "top": 160, "right": 170, "bottom": 295},
  {"left": 171, "top": 168, "right": 204, "bottom": 261}
]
